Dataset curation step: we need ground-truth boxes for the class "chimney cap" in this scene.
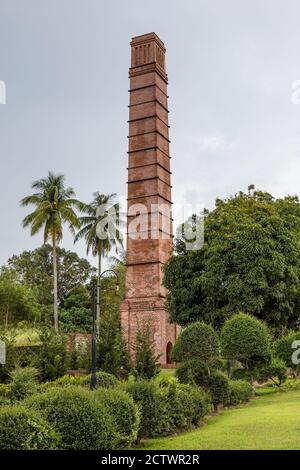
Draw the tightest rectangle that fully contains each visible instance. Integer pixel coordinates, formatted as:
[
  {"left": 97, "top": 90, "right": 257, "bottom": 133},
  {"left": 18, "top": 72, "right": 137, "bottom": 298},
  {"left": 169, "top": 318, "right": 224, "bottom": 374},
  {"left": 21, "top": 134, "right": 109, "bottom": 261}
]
[{"left": 130, "top": 32, "right": 165, "bottom": 51}]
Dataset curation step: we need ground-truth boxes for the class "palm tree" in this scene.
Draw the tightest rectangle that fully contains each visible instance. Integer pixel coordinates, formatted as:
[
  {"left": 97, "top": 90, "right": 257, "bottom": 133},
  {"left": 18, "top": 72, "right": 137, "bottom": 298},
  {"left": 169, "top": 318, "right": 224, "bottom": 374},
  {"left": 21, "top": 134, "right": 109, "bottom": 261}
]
[
  {"left": 74, "top": 192, "right": 123, "bottom": 334},
  {"left": 21, "top": 172, "right": 81, "bottom": 332}
]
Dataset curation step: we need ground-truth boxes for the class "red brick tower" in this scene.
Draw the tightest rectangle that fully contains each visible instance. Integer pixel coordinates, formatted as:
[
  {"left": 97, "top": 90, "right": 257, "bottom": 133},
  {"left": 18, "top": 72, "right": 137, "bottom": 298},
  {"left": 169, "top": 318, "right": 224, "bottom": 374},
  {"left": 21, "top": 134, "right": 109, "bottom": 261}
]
[{"left": 121, "top": 33, "right": 178, "bottom": 366}]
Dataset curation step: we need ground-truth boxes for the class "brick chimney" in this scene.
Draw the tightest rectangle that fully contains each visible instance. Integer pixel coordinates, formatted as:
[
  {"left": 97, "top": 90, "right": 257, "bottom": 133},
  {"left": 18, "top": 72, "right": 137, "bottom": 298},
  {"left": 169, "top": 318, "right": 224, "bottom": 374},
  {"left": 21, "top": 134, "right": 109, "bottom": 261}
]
[{"left": 121, "top": 33, "right": 178, "bottom": 366}]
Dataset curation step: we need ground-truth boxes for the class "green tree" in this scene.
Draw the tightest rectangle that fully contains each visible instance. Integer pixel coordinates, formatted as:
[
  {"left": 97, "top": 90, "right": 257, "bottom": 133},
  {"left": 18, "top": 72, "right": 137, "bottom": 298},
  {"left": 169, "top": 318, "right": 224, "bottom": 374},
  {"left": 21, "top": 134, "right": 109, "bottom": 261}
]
[
  {"left": 33, "top": 328, "right": 67, "bottom": 381},
  {"left": 0, "top": 268, "right": 40, "bottom": 327},
  {"left": 21, "top": 172, "right": 82, "bottom": 332},
  {"left": 221, "top": 312, "right": 271, "bottom": 377},
  {"left": 133, "top": 325, "right": 161, "bottom": 380},
  {"left": 172, "top": 321, "right": 219, "bottom": 365},
  {"left": 8, "top": 245, "right": 96, "bottom": 310},
  {"left": 74, "top": 192, "right": 123, "bottom": 334},
  {"left": 164, "top": 188, "right": 300, "bottom": 331}
]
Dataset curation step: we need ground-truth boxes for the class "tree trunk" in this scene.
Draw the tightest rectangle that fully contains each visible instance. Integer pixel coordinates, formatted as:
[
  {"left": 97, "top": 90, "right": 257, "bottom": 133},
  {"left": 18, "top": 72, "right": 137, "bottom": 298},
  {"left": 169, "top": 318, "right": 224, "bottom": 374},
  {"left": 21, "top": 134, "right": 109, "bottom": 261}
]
[
  {"left": 96, "top": 254, "right": 101, "bottom": 336},
  {"left": 53, "top": 236, "right": 59, "bottom": 333}
]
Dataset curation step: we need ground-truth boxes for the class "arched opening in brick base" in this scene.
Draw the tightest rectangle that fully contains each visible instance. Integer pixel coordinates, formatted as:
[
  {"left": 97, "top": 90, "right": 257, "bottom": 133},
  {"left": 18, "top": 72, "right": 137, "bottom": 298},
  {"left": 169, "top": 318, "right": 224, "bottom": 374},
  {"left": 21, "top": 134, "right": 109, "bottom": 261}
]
[{"left": 166, "top": 341, "right": 173, "bottom": 364}]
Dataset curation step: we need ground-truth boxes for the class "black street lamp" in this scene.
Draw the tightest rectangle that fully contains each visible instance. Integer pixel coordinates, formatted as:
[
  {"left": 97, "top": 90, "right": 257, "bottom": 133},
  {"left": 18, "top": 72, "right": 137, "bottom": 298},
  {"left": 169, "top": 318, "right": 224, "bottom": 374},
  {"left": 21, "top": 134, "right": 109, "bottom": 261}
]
[
  {"left": 91, "top": 279, "right": 97, "bottom": 389},
  {"left": 90, "top": 269, "right": 119, "bottom": 390}
]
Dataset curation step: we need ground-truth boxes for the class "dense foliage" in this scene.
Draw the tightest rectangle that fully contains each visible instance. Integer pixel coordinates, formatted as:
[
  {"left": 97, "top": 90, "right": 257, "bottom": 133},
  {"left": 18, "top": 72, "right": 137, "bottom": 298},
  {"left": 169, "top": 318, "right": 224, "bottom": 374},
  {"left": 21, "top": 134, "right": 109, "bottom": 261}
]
[
  {"left": 220, "top": 313, "right": 271, "bottom": 372},
  {"left": 274, "top": 331, "right": 300, "bottom": 374},
  {"left": 26, "top": 386, "right": 118, "bottom": 450},
  {"left": 0, "top": 405, "right": 60, "bottom": 450},
  {"left": 209, "top": 371, "right": 230, "bottom": 408},
  {"left": 133, "top": 325, "right": 161, "bottom": 380},
  {"left": 227, "top": 380, "right": 253, "bottom": 405},
  {"left": 164, "top": 189, "right": 300, "bottom": 331},
  {"left": 172, "top": 321, "right": 219, "bottom": 364}
]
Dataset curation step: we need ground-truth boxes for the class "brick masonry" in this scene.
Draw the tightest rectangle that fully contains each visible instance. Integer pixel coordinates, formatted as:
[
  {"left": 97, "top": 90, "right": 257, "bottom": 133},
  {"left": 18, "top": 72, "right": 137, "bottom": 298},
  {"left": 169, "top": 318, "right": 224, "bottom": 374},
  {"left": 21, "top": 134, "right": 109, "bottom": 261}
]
[{"left": 121, "top": 33, "right": 179, "bottom": 366}]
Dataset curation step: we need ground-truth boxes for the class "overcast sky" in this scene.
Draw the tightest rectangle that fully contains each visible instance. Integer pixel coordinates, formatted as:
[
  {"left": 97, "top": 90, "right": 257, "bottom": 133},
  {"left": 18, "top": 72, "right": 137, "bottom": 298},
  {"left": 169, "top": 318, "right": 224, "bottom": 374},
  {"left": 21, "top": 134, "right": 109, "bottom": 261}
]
[{"left": 1, "top": 0, "right": 300, "bottom": 267}]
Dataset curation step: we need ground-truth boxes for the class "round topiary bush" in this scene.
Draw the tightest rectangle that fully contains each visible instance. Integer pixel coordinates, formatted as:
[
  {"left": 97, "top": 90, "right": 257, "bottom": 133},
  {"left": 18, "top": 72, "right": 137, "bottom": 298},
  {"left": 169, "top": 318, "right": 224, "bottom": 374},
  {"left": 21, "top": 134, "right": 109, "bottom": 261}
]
[
  {"left": 94, "top": 388, "right": 140, "bottom": 448},
  {"left": 0, "top": 405, "right": 60, "bottom": 450},
  {"left": 125, "top": 380, "right": 169, "bottom": 438},
  {"left": 84, "top": 371, "right": 119, "bottom": 389},
  {"left": 227, "top": 380, "right": 253, "bottom": 406},
  {"left": 209, "top": 370, "right": 230, "bottom": 409},
  {"left": 26, "top": 386, "right": 118, "bottom": 449},
  {"left": 176, "top": 359, "right": 210, "bottom": 386},
  {"left": 220, "top": 313, "right": 271, "bottom": 371},
  {"left": 172, "top": 322, "right": 219, "bottom": 364}
]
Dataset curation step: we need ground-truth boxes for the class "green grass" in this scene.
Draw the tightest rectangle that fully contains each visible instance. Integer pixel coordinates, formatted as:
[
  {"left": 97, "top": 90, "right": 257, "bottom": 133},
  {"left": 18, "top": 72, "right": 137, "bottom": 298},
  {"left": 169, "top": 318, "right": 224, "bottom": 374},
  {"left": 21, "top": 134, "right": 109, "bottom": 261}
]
[{"left": 140, "top": 388, "right": 300, "bottom": 450}]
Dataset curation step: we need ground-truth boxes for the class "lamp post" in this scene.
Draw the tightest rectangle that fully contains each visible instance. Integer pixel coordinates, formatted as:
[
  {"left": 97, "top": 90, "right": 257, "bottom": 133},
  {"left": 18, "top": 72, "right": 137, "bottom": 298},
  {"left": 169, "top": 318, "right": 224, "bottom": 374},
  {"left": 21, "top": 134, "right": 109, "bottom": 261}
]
[
  {"left": 91, "top": 279, "right": 97, "bottom": 389},
  {"left": 90, "top": 269, "right": 119, "bottom": 389}
]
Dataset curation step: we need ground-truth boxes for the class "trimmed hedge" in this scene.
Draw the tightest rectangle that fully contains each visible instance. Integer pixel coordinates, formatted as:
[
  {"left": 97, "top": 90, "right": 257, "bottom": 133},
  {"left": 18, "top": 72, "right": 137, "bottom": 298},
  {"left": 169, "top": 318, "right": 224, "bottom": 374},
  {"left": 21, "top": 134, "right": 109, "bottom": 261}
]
[
  {"left": 26, "top": 386, "right": 118, "bottom": 450},
  {"left": 0, "top": 405, "right": 60, "bottom": 450},
  {"left": 227, "top": 380, "right": 253, "bottom": 406},
  {"left": 125, "top": 381, "right": 169, "bottom": 438},
  {"left": 176, "top": 359, "right": 210, "bottom": 387},
  {"left": 39, "top": 374, "right": 84, "bottom": 391},
  {"left": 126, "top": 378, "right": 211, "bottom": 439},
  {"left": 95, "top": 388, "right": 140, "bottom": 448},
  {"left": 172, "top": 322, "right": 219, "bottom": 363},
  {"left": 175, "top": 383, "right": 211, "bottom": 426},
  {"left": 84, "top": 371, "right": 119, "bottom": 389},
  {"left": 209, "top": 371, "right": 230, "bottom": 408},
  {"left": 221, "top": 313, "right": 271, "bottom": 370}
]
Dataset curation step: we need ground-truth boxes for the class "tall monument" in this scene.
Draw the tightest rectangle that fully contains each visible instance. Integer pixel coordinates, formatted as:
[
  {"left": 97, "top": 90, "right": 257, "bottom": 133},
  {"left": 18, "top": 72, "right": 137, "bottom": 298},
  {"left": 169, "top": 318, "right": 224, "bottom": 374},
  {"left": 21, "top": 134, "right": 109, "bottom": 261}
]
[{"left": 121, "top": 32, "right": 178, "bottom": 366}]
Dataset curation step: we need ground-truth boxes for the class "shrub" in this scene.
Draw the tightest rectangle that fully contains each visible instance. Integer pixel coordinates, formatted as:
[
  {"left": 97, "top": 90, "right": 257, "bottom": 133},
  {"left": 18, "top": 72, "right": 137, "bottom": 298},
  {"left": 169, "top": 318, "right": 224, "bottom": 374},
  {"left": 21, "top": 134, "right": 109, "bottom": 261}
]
[
  {"left": 176, "top": 359, "right": 210, "bottom": 386},
  {"left": 158, "top": 379, "right": 211, "bottom": 431},
  {"left": 221, "top": 313, "right": 271, "bottom": 374},
  {"left": 177, "top": 383, "right": 211, "bottom": 425},
  {"left": 33, "top": 329, "right": 67, "bottom": 381},
  {"left": 95, "top": 388, "right": 140, "bottom": 448},
  {"left": 125, "top": 380, "right": 169, "bottom": 438},
  {"left": 0, "top": 405, "right": 60, "bottom": 450},
  {"left": 26, "top": 386, "right": 118, "bottom": 449},
  {"left": 0, "top": 383, "right": 11, "bottom": 398},
  {"left": 10, "top": 367, "right": 38, "bottom": 401},
  {"left": 38, "top": 374, "right": 84, "bottom": 391},
  {"left": 255, "top": 358, "right": 287, "bottom": 386},
  {"left": 274, "top": 331, "right": 300, "bottom": 375},
  {"left": 172, "top": 322, "right": 219, "bottom": 364},
  {"left": 209, "top": 371, "right": 230, "bottom": 409},
  {"left": 84, "top": 371, "right": 119, "bottom": 388},
  {"left": 227, "top": 380, "right": 253, "bottom": 406}
]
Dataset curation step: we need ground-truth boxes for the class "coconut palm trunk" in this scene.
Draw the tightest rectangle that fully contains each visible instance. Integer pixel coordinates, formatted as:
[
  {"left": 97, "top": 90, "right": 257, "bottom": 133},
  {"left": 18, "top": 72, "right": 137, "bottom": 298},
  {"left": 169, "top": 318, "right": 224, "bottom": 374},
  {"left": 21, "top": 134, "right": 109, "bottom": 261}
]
[
  {"left": 96, "top": 253, "right": 101, "bottom": 336},
  {"left": 52, "top": 235, "right": 59, "bottom": 333}
]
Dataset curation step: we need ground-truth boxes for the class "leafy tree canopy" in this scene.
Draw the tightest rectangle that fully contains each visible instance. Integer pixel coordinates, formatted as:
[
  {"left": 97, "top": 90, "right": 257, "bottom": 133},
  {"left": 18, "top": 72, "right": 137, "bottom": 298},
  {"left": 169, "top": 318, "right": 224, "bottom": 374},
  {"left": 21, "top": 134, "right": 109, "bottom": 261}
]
[
  {"left": 220, "top": 312, "right": 271, "bottom": 370},
  {"left": 164, "top": 187, "right": 300, "bottom": 331},
  {"left": 8, "top": 245, "right": 96, "bottom": 306},
  {"left": 0, "top": 268, "right": 40, "bottom": 327}
]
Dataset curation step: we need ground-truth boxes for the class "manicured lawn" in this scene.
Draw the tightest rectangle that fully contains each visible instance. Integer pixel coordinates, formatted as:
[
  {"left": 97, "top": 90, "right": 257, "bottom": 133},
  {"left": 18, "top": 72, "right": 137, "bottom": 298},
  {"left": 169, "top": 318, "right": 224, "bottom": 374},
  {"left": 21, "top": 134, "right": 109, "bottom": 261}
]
[{"left": 140, "top": 388, "right": 300, "bottom": 450}]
